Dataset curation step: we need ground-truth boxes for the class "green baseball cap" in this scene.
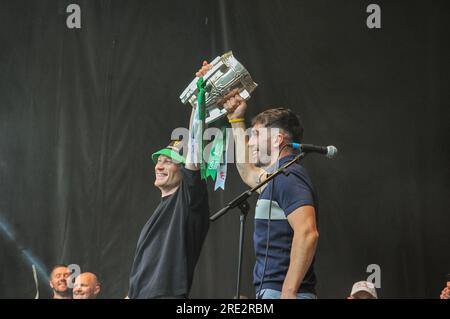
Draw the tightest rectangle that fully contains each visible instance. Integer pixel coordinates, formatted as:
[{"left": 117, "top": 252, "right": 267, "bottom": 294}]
[{"left": 151, "top": 140, "right": 186, "bottom": 164}]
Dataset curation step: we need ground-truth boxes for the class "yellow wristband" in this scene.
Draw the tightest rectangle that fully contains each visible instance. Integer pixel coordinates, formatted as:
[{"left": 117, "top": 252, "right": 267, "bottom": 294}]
[{"left": 229, "top": 118, "right": 245, "bottom": 123}]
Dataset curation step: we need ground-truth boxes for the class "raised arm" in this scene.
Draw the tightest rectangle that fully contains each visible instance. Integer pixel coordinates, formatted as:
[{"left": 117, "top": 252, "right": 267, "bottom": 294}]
[
  {"left": 195, "top": 62, "right": 266, "bottom": 187},
  {"left": 223, "top": 91, "right": 266, "bottom": 188}
]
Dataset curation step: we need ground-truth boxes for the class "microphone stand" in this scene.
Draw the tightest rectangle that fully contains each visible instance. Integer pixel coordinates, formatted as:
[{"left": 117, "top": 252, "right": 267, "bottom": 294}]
[{"left": 210, "top": 152, "right": 305, "bottom": 299}]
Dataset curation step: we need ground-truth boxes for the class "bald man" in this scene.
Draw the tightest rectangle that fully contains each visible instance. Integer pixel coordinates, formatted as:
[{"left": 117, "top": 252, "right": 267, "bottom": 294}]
[{"left": 73, "top": 272, "right": 101, "bottom": 299}]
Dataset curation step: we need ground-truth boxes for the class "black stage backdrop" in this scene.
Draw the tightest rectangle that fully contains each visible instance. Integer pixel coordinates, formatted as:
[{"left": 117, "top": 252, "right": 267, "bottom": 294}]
[{"left": 0, "top": 0, "right": 448, "bottom": 299}]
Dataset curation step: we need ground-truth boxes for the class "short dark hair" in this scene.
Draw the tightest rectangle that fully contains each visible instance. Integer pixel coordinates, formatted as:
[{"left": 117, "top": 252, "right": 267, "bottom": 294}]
[
  {"left": 50, "top": 264, "right": 68, "bottom": 277},
  {"left": 251, "top": 108, "right": 304, "bottom": 143}
]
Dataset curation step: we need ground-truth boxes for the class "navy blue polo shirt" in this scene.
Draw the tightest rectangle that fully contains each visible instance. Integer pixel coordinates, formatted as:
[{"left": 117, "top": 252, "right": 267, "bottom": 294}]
[{"left": 253, "top": 154, "right": 318, "bottom": 294}]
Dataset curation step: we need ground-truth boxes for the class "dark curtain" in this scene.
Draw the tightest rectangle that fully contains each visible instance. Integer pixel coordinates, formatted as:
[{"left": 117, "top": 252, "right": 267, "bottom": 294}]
[{"left": 0, "top": 0, "right": 448, "bottom": 298}]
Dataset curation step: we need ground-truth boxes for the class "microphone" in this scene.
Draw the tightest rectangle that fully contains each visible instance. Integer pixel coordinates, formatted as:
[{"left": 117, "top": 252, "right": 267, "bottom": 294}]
[{"left": 288, "top": 143, "right": 338, "bottom": 159}]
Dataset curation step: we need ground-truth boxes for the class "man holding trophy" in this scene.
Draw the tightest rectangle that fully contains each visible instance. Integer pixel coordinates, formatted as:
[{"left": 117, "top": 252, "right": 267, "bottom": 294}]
[
  {"left": 127, "top": 109, "right": 210, "bottom": 299},
  {"left": 128, "top": 51, "right": 318, "bottom": 299},
  {"left": 196, "top": 55, "right": 319, "bottom": 299}
]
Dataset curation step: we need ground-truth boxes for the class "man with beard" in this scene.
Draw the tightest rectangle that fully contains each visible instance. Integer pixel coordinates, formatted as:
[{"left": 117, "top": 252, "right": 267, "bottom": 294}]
[
  {"left": 197, "top": 62, "right": 319, "bottom": 299},
  {"left": 49, "top": 264, "right": 71, "bottom": 299},
  {"left": 73, "top": 272, "right": 101, "bottom": 299}
]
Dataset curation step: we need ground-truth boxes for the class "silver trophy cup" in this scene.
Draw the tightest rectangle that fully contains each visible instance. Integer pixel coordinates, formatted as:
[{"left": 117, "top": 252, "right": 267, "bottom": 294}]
[{"left": 180, "top": 51, "right": 258, "bottom": 124}]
